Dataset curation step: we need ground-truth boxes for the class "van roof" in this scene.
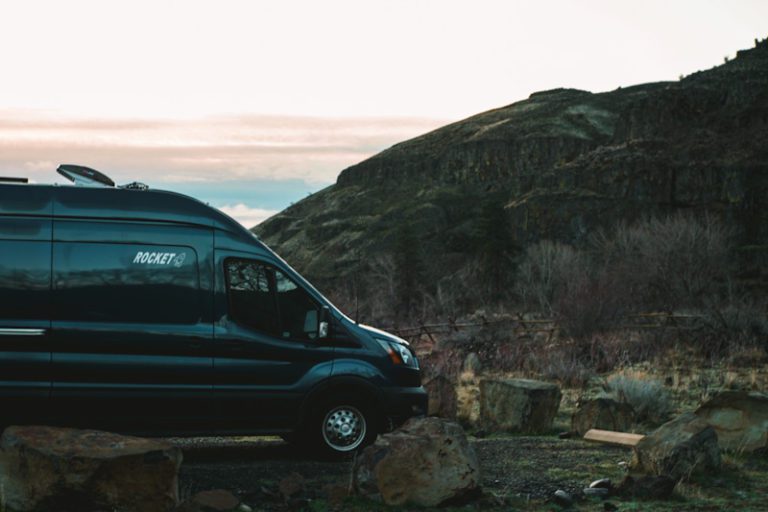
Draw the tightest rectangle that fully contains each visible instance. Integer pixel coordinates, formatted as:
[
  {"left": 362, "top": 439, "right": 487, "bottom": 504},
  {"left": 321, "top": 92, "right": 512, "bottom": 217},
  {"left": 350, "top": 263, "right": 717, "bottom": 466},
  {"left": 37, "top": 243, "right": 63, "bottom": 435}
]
[{"left": 0, "top": 182, "right": 250, "bottom": 235}]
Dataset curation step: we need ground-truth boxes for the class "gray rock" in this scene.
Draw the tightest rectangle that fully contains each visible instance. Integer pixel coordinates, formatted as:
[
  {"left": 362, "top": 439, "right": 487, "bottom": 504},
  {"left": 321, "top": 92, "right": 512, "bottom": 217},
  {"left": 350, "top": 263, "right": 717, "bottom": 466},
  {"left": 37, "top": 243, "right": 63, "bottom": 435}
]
[
  {"left": 553, "top": 489, "right": 573, "bottom": 507},
  {"left": 0, "top": 425, "right": 181, "bottom": 512},
  {"left": 583, "top": 487, "right": 610, "bottom": 497},
  {"left": 631, "top": 412, "right": 721, "bottom": 482},
  {"left": 589, "top": 478, "right": 613, "bottom": 489},
  {"left": 479, "top": 378, "right": 561, "bottom": 433},
  {"left": 352, "top": 417, "right": 480, "bottom": 507},
  {"left": 572, "top": 398, "right": 636, "bottom": 436},
  {"left": 695, "top": 390, "right": 768, "bottom": 452}
]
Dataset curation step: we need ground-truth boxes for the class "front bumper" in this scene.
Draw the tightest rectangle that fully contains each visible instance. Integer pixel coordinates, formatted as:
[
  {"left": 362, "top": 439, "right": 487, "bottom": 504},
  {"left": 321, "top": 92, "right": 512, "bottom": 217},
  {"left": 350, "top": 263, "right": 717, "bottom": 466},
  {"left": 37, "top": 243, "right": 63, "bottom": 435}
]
[{"left": 380, "top": 385, "right": 428, "bottom": 430}]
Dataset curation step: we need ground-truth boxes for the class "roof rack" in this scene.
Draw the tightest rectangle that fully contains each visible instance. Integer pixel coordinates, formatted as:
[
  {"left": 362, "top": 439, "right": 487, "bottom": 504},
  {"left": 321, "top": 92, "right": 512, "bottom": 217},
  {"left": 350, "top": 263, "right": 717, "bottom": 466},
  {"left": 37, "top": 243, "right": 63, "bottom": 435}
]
[{"left": 0, "top": 177, "right": 28, "bottom": 183}]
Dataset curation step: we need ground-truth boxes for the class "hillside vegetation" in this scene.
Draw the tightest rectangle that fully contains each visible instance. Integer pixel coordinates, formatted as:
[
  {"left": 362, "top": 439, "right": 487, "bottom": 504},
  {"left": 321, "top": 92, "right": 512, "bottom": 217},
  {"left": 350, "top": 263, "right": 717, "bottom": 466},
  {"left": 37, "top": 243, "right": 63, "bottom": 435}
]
[{"left": 254, "top": 40, "right": 768, "bottom": 343}]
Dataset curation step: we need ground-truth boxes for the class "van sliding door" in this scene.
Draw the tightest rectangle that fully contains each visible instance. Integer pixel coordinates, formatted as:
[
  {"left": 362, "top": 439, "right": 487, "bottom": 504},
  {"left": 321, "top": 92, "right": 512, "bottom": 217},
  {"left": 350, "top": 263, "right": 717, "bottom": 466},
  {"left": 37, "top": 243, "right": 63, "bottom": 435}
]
[{"left": 50, "top": 219, "right": 215, "bottom": 432}]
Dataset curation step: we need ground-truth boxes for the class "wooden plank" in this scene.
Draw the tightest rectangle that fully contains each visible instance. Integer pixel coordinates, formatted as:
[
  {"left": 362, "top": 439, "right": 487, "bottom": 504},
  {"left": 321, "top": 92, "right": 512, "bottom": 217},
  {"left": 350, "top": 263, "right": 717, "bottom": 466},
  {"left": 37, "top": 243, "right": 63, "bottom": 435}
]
[{"left": 583, "top": 429, "right": 645, "bottom": 447}]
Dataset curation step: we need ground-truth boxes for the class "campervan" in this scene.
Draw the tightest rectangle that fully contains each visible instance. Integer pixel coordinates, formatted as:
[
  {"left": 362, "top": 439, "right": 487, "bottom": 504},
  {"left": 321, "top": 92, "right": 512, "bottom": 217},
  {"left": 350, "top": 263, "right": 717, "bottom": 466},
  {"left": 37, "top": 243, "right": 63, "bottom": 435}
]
[{"left": 0, "top": 165, "right": 427, "bottom": 456}]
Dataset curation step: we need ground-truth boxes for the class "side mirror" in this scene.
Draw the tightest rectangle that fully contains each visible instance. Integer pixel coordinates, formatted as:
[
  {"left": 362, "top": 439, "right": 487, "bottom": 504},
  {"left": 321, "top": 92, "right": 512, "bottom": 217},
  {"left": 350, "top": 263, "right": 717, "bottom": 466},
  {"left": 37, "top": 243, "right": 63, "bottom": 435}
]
[{"left": 318, "top": 306, "right": 331, "bottom": 339}]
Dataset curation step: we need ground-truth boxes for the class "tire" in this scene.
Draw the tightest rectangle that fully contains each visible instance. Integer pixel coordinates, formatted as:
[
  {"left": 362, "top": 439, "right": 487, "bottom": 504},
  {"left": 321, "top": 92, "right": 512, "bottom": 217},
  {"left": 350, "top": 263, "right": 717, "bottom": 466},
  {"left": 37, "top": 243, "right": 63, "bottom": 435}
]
[{"left": 310, "top": 396, "right": 378, "bottom": 458}]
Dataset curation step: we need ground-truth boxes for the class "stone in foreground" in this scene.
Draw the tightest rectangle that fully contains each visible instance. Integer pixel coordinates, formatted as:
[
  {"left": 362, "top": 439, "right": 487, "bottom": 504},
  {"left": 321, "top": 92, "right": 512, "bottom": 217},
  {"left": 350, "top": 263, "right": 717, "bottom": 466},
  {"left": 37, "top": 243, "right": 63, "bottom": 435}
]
[
  {"left": 0, "top": 425, "right": 182, "bottom": 512},
  {"left": 553, "top": 489, "right": 573, "bottom": 507},
  {"left": 572, "top": 398, "right": 635, "bottom": 436},
  {"left": 695, "top": 390, "right": 768, "bottom": 452},
  {"left": 631, "top": 413, "right": 720, "bottom": 482},
  {"left": 352, "top": 417, "right": 480, "bottom": 507},
  {"left": 480, "top": 378, "right": 561, "bottom": 433}
]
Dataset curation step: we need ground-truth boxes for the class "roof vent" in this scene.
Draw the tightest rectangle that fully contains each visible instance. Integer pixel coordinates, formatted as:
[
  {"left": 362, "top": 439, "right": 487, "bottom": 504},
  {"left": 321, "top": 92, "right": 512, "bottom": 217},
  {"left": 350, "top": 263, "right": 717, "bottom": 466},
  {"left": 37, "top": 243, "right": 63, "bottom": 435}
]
[{"left": 57, "top": 164, "right": 115, "bottom": 187}]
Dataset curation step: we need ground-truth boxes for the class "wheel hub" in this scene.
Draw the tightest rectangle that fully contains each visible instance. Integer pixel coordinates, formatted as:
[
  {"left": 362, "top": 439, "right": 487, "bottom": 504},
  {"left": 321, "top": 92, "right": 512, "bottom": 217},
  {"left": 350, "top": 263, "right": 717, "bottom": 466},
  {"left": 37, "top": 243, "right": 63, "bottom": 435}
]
[{"left": 322, "top": 405, "right": 367, "bottom": 452}]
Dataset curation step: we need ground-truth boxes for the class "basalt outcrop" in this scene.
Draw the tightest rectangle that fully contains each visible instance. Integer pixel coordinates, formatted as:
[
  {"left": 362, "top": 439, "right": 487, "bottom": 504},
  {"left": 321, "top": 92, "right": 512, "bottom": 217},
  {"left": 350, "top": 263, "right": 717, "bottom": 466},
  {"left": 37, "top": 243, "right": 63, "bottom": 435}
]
[{"left": 254, "top": 40, "right": 768, "bottom": 302}]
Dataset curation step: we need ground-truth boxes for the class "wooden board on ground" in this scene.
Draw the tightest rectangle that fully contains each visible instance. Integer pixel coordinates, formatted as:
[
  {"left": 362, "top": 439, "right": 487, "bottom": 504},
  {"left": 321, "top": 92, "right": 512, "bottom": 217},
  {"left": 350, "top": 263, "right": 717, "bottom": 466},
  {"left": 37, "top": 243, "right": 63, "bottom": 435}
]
[{"left": 583, "top": 429, "right": 645, "bottom": 447}]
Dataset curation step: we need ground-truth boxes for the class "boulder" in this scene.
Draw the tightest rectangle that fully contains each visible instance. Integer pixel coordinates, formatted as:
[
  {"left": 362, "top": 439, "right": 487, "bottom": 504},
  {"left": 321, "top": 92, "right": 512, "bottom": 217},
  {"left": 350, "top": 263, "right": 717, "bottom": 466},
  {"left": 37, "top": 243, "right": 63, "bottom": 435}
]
[
  {"left": 424, "top": 374, "right": 458, "bottom": 419},
  {"left": 695, "top": 391, "right": 768, "bottom": 452},
  {"left": 0, "top": 425, "right": 182, "bottom": 512},
  {"left": 572, "top": 398, "right": 636, "bottom": 436},
  {"left": 479, "top": 378, "right": 561, "bottom": 433},
  {"left": 553, "top": 489, "right": 573, "bottom": 507},
  {"left": 352, "top": 417, "right": 480, "bottom": 507},
  {"left": 631, "top": 413, "right": 721, "bottom": 481}
]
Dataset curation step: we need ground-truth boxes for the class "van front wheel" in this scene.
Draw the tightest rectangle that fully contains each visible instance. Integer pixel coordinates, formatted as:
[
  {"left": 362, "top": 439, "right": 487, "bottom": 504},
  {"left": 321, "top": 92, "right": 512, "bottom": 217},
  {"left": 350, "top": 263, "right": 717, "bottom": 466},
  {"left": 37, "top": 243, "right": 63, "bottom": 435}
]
[{"left": 312, "top": 398, "right": 377, "bottom": 457}]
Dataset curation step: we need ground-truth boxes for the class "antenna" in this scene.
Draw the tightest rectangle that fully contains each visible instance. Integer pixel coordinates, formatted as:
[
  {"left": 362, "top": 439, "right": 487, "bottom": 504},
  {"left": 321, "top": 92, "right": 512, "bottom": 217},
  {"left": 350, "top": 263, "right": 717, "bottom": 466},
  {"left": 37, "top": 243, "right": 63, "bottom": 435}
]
[{"left": 57, "top": 164, "right": 115, "bottom": 187}]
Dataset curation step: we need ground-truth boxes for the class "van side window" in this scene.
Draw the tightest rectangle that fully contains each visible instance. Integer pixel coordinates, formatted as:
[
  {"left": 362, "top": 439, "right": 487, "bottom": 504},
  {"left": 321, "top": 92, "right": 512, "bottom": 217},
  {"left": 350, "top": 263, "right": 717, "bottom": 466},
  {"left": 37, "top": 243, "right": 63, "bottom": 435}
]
[
  {"left": 225, "top": 260, "right": 279, "bottom": 336},
  {"left": 225, "top": 259, "right": 320, "bottom": 341},
  {"left": 53, "top": 243, "right": 201, "bottom": 324}
]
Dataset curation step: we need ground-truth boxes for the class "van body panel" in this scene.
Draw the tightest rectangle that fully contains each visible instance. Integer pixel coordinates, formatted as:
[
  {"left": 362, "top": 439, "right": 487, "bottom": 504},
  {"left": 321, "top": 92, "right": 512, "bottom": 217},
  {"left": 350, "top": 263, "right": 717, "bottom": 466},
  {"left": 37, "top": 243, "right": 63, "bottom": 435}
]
[
  {"left": 0, "top": 180, "right": 427, "bottom": 439},
  {"left": 0, "top": 184, "right": 51, "bottom": 216},
  {"left": 48, "top": 217, "right": 216, "bottom": 429},
  {"left": 212, "top": 249, "right": 336, "bottom": 428},
  {"left": 0, "top": 196, "right": 53, "bottom": 420},
  {"left": 52, "top": 186, "right": 242, "bottom": 232}
]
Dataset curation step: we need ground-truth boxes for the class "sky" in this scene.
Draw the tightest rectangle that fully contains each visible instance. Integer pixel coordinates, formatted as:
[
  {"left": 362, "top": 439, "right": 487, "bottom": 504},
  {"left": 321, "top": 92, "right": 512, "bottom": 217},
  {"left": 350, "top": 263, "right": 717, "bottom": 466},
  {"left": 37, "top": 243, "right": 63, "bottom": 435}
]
[{"left": 1, "top": 0, "right": 766, "bottom": 227}]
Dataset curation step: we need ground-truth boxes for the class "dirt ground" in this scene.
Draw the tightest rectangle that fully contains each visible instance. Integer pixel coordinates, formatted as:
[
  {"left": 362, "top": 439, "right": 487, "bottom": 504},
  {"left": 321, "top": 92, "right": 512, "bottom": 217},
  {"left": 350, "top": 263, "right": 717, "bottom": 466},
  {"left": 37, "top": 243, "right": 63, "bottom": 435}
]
[
  {"left": 174, "top": 434, "right": 622, "bottom": 509},
  {"left": 172, "top": 433, "right": 768, "bottom": 511}
]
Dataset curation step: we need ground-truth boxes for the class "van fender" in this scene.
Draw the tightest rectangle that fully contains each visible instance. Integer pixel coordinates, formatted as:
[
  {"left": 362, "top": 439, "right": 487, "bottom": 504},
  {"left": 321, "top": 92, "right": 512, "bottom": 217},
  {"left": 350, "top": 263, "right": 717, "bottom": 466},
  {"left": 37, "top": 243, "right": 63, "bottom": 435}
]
[{"left": 297, "top": 372, "right": 386, "bottom": 430}]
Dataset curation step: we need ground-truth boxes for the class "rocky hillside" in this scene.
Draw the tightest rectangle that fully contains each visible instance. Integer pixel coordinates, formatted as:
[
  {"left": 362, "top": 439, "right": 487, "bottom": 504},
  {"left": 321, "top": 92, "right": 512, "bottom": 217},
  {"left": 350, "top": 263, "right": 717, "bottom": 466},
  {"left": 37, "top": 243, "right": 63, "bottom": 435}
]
[{"left": 254, "top": 40, "right": 768, "bottom": 303}]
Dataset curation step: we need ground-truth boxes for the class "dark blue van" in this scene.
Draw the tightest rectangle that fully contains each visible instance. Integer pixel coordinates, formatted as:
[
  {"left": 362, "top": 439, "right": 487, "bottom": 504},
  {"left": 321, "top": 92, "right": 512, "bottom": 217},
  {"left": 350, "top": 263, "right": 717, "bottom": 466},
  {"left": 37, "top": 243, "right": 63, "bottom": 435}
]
[{"left": 0, "top": 165, "right": 427, "bottom": 456}]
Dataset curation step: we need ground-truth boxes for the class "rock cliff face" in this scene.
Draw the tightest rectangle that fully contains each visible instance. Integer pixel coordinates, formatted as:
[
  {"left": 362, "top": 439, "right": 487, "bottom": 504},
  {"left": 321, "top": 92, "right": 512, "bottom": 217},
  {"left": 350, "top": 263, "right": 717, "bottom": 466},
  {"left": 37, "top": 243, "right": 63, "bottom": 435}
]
[{"left": 254, "top": 41, "right": 768, "bottom": 296}]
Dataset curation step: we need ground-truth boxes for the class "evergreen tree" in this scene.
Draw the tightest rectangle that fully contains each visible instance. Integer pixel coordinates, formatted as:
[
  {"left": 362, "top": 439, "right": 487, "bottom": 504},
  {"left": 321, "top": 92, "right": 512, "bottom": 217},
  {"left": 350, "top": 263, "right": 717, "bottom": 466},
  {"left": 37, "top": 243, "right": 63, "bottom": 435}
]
[
  {"left": 477, "top": 200, "right": 518, "bottom": 301},
  {"left": 393, "top": 224, "right": 426, "bottom": 319}
]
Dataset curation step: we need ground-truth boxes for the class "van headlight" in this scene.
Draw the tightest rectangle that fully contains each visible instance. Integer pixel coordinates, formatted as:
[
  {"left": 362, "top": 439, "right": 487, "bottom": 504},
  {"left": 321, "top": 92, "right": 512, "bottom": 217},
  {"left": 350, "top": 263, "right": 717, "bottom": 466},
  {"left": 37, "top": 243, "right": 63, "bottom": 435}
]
[{"left": 376, "top": 338, "right": 419, "bottom": 368}]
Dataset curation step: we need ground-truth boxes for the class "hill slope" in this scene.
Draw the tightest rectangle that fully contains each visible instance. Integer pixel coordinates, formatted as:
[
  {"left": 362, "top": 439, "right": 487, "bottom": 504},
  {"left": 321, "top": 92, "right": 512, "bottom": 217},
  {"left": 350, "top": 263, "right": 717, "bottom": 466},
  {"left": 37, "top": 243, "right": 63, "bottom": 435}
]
[{"left": 254, "top": 41, "right": 768, "bottom": 312}]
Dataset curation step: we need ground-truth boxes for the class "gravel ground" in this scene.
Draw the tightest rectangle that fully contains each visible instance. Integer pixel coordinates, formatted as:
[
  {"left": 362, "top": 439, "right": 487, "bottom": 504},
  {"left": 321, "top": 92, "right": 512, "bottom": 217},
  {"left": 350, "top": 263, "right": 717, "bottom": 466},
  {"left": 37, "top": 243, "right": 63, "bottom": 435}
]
[{"left": 170, "top": 434, "right": 631, "bottom": 508}]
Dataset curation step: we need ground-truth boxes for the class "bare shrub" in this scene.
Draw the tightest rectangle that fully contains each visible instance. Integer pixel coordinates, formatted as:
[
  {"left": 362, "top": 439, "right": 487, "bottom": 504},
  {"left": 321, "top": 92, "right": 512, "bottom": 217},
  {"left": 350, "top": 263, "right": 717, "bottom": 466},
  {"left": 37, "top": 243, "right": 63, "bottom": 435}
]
[
  {"left": 553, "top": 268, "right": 630, "bottom": 339},
  {"left": 516, "top": 240, "right": 630, "bottom": 338},
  {"left": 515, "top": 240, "right": 586, "bottom": 314},
  {"left": 534, "top": 344, "right": 595, "bottom": 388},
  {"left": 434, "top": 258, "right": 486, "bottom": 318},
  {"left": 604, "top": 372, "right": 674, "bottom": 425},
  {"left": 589, "top": 332, "right": 667, "bottom": 372},
  {"left": 594, "top": 213, "right": 734, "bottom": 312},
  {"left": 697, "top": 295, "right": 768, "bottom": 359}
]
